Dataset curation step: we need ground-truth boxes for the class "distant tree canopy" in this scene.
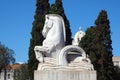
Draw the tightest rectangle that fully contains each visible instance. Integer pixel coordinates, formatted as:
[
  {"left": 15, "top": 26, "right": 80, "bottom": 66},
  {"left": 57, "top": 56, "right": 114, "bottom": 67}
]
[
  {"left": 50, "top": 0, "right": 72, "bottom": 45},
  {"left": 80, "top": 10, "right": 117, "bottom": 80},
  {"left": 28, "top": 0, "right": 50, "bottom": 80},
  {"left": 0, "top": 42, "right": 15, "bottom": 72}
]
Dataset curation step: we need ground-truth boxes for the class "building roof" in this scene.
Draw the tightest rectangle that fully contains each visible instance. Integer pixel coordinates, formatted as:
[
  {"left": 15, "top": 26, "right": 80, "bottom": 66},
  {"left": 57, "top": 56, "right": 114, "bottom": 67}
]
[
  {"left": 112, "top": 56, "right": 120, "bottom": 61},
  {"left": 6, "top": 63, "right": 27, "bottom": 70}
]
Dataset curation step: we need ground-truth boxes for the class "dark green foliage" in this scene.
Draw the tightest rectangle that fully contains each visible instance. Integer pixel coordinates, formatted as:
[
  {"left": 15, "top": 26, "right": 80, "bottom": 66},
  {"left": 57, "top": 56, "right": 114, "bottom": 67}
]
[
  {"left": 80, "top": 10, "right": 116, "bottom": 80},
  {"left": 114, "top": 66, "right": 120, "bottom": 80},
  {"left": 0, "top": 42, "right": 15, "bottom": 80},
  {"left": 80, "top": 27, "right": 97, "bottom": 65},
  {"left": 50, "top": 0, "right": 72, "bottom": 45},
  {"left": 94, "top": 10, "right": 115, "bottom": 80},
  {"left": 13, "top": 64, "right": 29, "bottom": 80},
  {"left": 28, "top": 0, "right": 50, "bottom": 80},
  {"left": 0, "top": 42, "right": 15, "bottom": 72}
]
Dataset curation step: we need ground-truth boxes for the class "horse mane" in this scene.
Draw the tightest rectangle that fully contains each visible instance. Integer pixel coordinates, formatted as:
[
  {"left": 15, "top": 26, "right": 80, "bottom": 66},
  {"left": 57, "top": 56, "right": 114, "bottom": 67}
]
[{"left": 45, "top": 14, "right": 66, "bottom": 42}]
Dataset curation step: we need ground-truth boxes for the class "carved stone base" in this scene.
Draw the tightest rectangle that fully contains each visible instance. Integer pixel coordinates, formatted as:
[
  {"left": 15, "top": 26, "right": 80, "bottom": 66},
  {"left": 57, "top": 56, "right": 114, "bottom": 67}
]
[{"left": 34, "top": 70, "right": 96, "bottom": 80}]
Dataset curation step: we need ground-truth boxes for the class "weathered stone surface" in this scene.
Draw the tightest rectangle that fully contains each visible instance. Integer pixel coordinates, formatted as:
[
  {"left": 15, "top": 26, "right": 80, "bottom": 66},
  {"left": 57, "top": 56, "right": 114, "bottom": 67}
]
[{"left": 34, "top": 70, "right": 96, "bottom": 80}]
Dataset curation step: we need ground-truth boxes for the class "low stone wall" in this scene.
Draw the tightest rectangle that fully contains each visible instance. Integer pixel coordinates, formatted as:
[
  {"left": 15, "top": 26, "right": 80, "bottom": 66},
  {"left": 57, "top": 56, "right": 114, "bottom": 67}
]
[{"left": 34, "top": 70, "right": 96, "bottom": 80}]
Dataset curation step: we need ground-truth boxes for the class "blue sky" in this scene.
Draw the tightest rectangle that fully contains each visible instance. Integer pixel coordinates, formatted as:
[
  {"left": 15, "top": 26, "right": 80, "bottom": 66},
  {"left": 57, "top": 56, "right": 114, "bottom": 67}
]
[{"left": 0, "top": 0, "right": 120, "bottom": 63}]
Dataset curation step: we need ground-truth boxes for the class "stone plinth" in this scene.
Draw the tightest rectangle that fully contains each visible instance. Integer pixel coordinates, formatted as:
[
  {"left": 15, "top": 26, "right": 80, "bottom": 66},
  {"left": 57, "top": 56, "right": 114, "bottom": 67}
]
[{"left": 34, "top": 70, "right": 96, "bottom": 80}]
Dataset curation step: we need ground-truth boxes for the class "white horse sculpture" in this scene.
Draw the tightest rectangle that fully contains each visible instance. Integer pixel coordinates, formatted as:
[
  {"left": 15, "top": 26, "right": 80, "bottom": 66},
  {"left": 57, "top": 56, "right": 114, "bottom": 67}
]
[
  {"left": 34, "top": 14, "right": 94, "bottom": 71},
  {"left": 34, "top": 14, "right": 66, "bottom": 63}
]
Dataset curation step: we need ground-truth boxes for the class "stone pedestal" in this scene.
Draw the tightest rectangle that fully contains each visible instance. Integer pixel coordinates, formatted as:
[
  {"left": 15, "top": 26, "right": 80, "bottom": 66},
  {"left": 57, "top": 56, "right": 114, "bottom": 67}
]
[{"left": 34, "top": 70, "right": 96, "bottom": 80}]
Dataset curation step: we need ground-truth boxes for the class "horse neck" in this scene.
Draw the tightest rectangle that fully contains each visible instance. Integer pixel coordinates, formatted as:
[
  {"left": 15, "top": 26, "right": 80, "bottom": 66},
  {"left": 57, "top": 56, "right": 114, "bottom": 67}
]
[{"left": 46, "top": 20, "right": 64, "bottom": 39}]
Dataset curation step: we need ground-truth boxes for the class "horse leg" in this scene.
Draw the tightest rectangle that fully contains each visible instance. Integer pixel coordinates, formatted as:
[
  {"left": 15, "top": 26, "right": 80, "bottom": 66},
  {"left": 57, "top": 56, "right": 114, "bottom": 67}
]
[{"left": 34, "top": 50, "right": 44, "bottom": 63}]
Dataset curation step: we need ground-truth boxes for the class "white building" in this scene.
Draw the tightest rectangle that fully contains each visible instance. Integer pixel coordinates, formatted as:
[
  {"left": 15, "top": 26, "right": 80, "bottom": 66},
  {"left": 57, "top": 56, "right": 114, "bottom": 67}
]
[
  {"left": 0, "top": 69, "right": 14, "bottom": 80},
  {"left": 0, "top": 63, "right": 28, "bottom": 80},
  {"left": 112, "top": 56, "right": 120, "bottom": 67}
]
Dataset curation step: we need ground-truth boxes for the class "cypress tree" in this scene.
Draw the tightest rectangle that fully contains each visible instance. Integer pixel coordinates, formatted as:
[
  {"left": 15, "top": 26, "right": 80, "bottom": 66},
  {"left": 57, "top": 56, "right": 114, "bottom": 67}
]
[
  {"left": 28, "top": 0, "right": 50, "bottom": 80},
  {"left": 80, "top": 26, "right": 98, "bottom": 65},
  {"left": 80, "top": 10, "right": 116, "bottom": 80},
  {"left": 95, "top": 10, "right": 115, "bottom": 80},
  {"left": 50, "top": 0, "right": 72, "bottom": 45}
]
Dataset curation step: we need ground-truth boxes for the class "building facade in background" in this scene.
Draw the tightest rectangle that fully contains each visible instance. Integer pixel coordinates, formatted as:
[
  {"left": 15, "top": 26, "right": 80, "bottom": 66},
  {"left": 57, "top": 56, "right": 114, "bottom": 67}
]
[
  {"left": 0, "top": 63, "right": 29, "bottom": 80},
  {"left": 112, "top": 56, "right": 120, "bottom": 67}
]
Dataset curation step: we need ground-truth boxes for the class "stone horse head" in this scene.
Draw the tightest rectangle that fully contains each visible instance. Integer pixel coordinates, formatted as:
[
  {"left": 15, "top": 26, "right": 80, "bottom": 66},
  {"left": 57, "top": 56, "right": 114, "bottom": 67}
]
[{"left": 42, "top": 14, "right": 66, "bottom": 58}]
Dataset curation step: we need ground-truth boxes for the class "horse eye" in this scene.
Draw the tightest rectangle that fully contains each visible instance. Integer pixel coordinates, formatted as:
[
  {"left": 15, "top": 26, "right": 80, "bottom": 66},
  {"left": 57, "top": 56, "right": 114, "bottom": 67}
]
[{"left": 46, "top": 17, "right": 49, "bottom": 19}]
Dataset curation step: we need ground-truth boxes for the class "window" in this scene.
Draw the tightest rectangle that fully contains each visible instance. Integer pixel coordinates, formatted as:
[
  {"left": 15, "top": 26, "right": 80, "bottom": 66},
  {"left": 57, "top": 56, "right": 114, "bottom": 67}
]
[{"left": 8, "top": 74, "right": 10, "bottom": 79}]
